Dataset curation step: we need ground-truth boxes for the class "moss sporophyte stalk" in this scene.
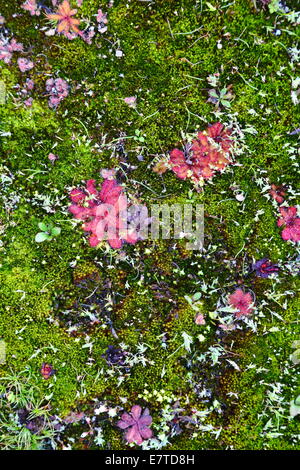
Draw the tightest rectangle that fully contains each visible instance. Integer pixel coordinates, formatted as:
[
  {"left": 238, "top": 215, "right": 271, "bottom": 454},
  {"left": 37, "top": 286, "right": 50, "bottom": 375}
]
[{"left": 0, "top": 0, "right": 299, "bottom": 451}]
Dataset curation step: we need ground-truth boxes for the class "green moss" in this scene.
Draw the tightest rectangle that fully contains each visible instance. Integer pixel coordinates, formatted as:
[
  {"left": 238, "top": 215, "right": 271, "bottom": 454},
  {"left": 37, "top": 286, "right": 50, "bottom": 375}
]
[{"left": 0, "top": 0, "right": 299, "bottom": 450}]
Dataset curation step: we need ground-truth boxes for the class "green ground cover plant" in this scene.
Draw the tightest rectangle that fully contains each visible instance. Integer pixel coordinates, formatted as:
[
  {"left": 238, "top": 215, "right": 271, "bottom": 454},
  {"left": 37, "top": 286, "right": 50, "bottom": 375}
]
[{"left": 0, "top": 0, "right": 299, "bottom": 450}]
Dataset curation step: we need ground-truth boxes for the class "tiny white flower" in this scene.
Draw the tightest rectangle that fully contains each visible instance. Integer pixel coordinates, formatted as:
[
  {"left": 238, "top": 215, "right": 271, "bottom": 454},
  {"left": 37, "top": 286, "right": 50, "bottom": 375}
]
[
  {"left": 94, "top": 404, "right": 107, "bottom": 415},
  {"left": 108, "top": 407, "right": 118, "bottom": 417},
  {"left": 235, "top": 193, "right": 245, "bottom": 201}
]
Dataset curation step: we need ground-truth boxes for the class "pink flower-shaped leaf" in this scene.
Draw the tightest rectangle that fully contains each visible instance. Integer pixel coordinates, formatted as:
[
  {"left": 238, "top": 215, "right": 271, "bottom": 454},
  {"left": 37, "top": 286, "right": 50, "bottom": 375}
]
[
  {"left": 125, "top": 424, "right": 143, "bottom": 445},
  {"left": 117, "top": 412, "right": 135, "bottom": 429}
]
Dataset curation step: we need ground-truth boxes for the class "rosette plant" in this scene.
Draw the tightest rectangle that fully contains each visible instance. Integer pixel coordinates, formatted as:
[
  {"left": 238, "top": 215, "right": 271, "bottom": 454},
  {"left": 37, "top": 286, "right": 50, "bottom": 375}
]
[{"left": 35, "top": 222, "right": 61, "bottom": 243}]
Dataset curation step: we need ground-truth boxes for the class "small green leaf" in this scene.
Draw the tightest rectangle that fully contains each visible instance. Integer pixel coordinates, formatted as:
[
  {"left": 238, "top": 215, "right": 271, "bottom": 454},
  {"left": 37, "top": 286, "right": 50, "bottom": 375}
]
[
  {"left": 193, "top": 292, "right": 202, "bottom": 301},
  {"left": 209, "top": 312, "right": 218, "bottom": 319},
  {"left": 209, "top": 90, "right": 218, "bottom": 98},
  {"left": 221, "top": 100, "right": 231, "bottom": 108},
  {"left": 38, "top": 222, "right": 48, "bottom": 231},
  {"left": 51, "top": 226, "right": 61, "bottom": 236},
  {"left": 7, "top": 392, "right": 15, "bottom": 402},
  {"left": 184, "top": 295, "right": 193, "bottom": 305},
  {"left": 268, "top": 0, "right": 281, "bottom": 14},
  {"left": 35, "top": 232, "right": 49, "bottom": 243},
  {"left": 206, "top": 1, "right": 217, "bottom": 11}
]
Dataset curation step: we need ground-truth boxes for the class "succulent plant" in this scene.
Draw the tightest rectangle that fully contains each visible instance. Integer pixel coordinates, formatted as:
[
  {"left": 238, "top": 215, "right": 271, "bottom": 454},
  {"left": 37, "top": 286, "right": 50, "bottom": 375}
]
[
  {"left": 169, "top": 122, "right": 233, "bottom": 183},
  {"left": 117, "top": 405, "right": 153, "bottom": 445}
]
